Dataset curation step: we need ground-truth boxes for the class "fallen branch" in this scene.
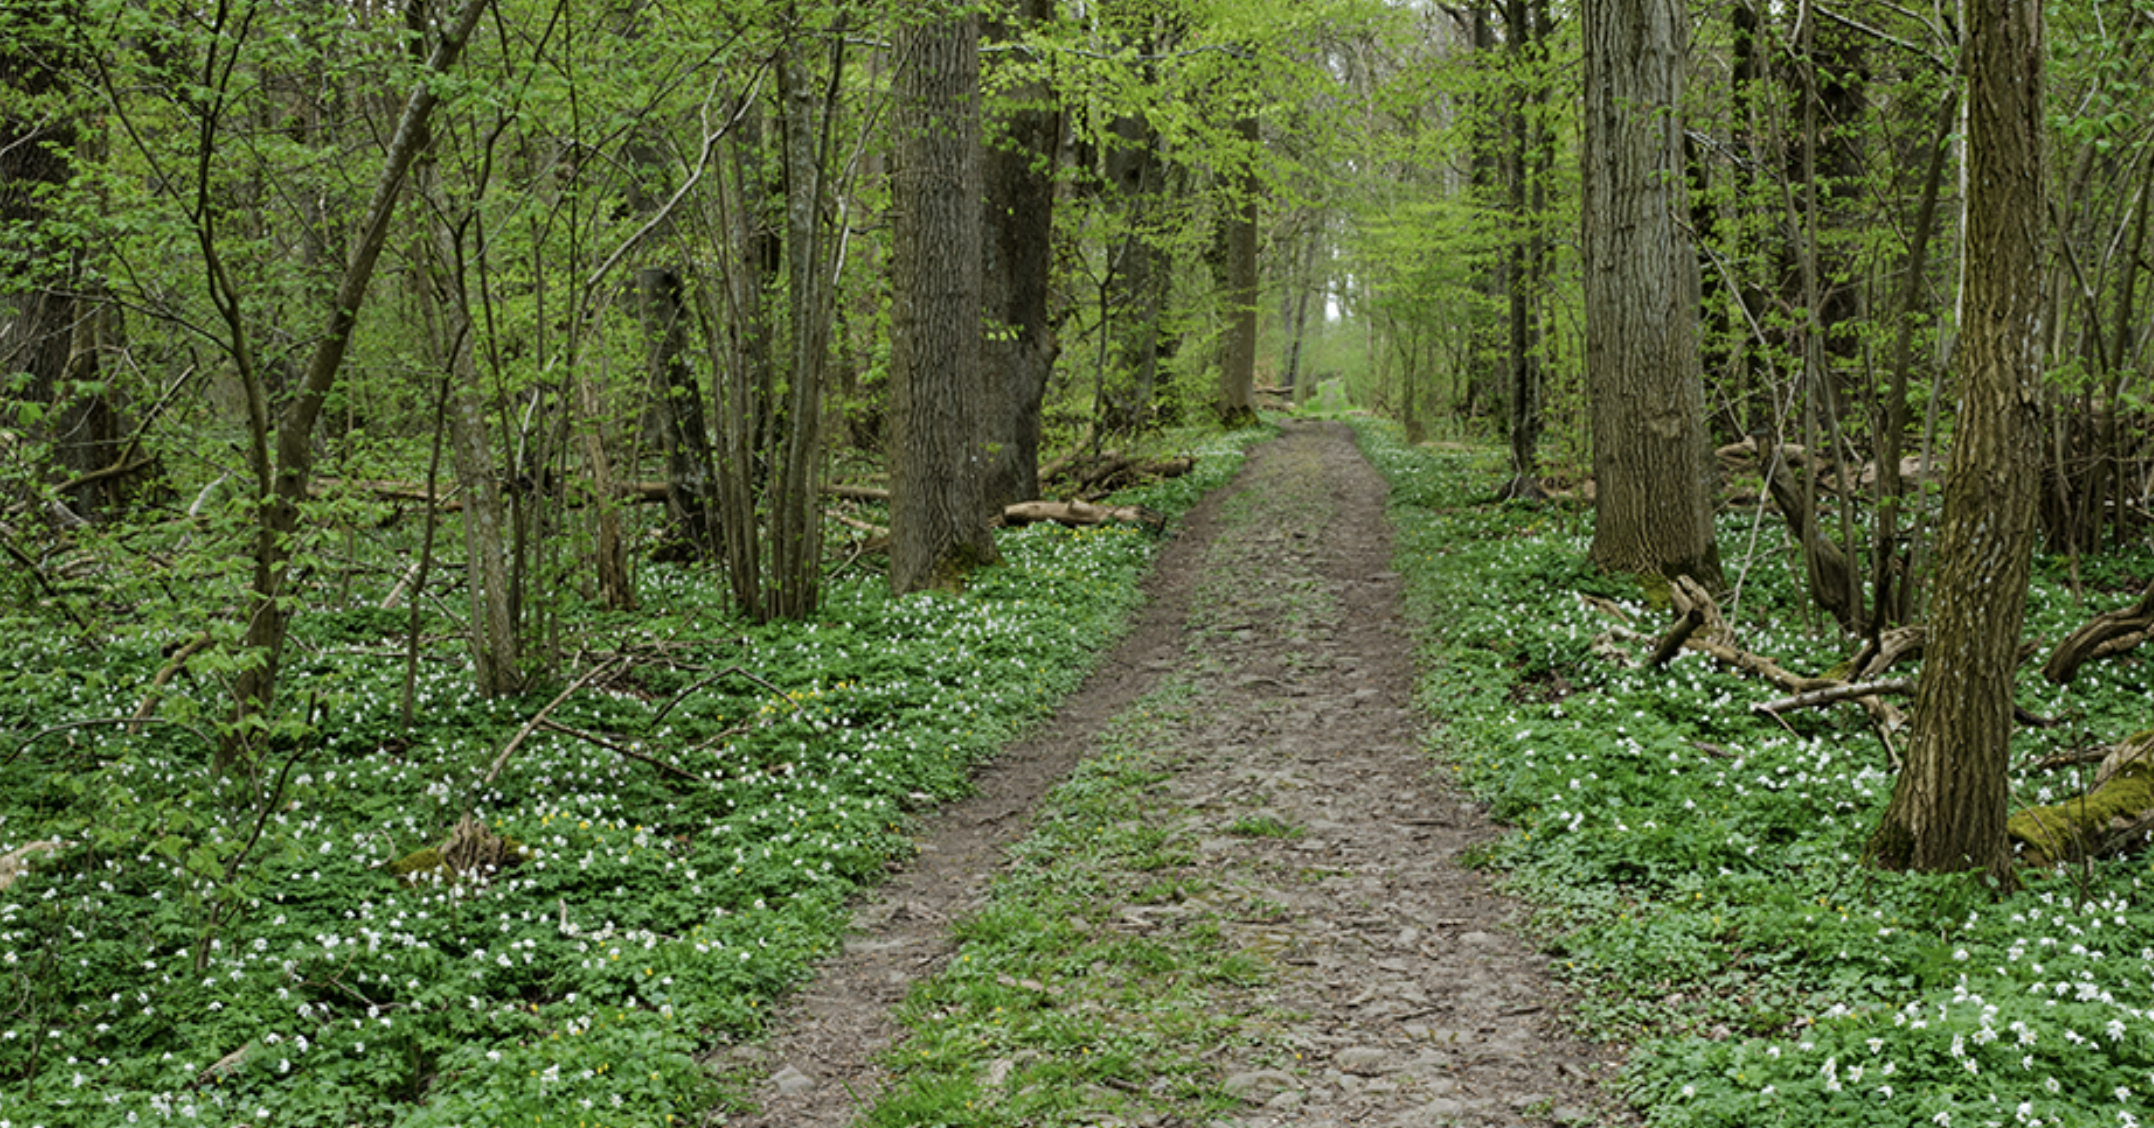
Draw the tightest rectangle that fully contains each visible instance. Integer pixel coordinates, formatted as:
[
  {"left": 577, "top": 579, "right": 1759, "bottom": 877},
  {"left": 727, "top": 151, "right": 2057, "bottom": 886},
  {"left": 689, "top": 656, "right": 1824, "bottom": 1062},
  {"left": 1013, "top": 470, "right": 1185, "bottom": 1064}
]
[
  {"left": 2045, "top": 579, "right": 2154, "bottom": 684},
  {"left": 1002, "top": 499, "right": 1165, "bottom": 532},
  {"left": 537, "top": 720, "right": 715, "bottom": 786},
  {"left": 1649, "top": 608, "right": 1705, "bottom": 669},
  {"left": 1751, "top": 678, "right": 1915, "bottom": 717},
  {"left": 480, "top": 656, "right": 629, "bottom": 788}
]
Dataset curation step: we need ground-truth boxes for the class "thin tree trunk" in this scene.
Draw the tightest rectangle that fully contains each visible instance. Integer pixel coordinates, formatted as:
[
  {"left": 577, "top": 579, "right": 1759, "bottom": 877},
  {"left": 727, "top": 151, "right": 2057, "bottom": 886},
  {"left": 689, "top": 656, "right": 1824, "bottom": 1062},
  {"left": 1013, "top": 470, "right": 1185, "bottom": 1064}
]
[
  {"left": 1217, "top": 113, "right": 1261, "bottom": 427},
  {"left": 226, "top": 0, "right": 493, "bottom": 770}
]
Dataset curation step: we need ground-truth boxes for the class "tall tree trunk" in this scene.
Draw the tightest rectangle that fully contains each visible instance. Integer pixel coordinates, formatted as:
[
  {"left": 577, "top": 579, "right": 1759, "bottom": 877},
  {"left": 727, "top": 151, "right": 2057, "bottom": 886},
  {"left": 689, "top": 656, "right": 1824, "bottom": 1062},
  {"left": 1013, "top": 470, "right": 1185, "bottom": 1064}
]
[
  {"left": 420, "top": 175, "right": 526, "bottom": 695},
  {"left": 1580, "top": 0, "right": 1722, "bottom": 586},
  {"left": 1500, "top": 0, "right": 1545, "bottom": 499},
  {"left": 1869, "top": 0, "right": 2047, "bottom": 884},
  {"left": 1217, "top": 113, "right": 1260, "bottom": 427},
  {"left": 768, "top": 26, "right": 834, "bottom": 620},
  {"left": 1, "top": 1, "right": 132, "bottom": 516},
  {"left": 889, "top": 8, "right": 1000, "bottom": 594},
  {"left": 1284, "top": 227, "right": 1319, "bottom": 402},
  {"left": 980, "top": 0, "right": 1061, "bottom": 510},
  {"left": 1102, "top": 112, "right": 1167, "bottom": 435}
]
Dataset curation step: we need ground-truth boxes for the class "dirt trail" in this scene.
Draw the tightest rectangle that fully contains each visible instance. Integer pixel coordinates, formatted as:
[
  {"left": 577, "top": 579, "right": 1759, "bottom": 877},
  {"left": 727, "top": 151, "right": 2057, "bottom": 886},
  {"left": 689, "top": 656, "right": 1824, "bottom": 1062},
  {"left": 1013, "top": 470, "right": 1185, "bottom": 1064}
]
[{"left": 725, "top": 421, "right": 1631, "bottom": 1126}]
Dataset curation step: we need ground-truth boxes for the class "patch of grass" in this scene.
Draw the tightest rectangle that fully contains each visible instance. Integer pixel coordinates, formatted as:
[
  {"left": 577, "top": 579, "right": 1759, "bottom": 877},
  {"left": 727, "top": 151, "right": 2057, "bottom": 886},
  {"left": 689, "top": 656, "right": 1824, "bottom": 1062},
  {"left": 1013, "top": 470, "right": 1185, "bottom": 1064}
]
[
  {"left": 1226, "top": 814, "right": 1304, "bottom": 840},
  {"left": 865, "top": 682, "right": 1256, "bottom": 1127},
  {"left": 1357, "top": 419, "right": 2154, "bottom": 1128}
]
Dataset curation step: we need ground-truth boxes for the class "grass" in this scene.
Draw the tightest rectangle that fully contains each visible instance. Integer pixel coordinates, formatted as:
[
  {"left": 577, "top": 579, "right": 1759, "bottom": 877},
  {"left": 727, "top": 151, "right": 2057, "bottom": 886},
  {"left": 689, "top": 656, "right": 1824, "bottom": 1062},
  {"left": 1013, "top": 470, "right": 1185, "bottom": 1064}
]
[
  {"left": 1357, "top": 418, "right": 2154, "bottom": 1128},
  {"left": 0, "top": 424, "right": 1270, "bottom": 1128},
  {"left": 860, "top": 682, "right": 1260, "bottom": 1128}
]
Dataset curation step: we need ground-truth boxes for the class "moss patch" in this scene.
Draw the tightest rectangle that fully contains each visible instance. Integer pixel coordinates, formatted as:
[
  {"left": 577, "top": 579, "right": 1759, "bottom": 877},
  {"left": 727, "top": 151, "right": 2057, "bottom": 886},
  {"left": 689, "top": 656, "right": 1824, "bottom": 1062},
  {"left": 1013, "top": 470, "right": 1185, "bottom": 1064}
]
[{"left": 2009, "top": 761, "right": 2154, "bottom": 866}]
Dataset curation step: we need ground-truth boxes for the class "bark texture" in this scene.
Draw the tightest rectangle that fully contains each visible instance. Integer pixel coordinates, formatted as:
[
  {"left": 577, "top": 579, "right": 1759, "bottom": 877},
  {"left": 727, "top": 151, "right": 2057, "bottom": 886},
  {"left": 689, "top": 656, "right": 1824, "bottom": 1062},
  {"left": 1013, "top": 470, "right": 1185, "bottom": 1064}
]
[
  {"left": 1216, "top": 113, "right": 1260, "bottom": 427},
  {"left": 1869, "top": 0, "right": 2047, "bottom": 883},
  {"left": 980, "top": 0, "right": 1061, "bottom": 511},
  {"left": 1579, "top": 0, "right": 1721, "bottom": 586},
  {"left": 889, "top": 11, "right": 1000, "bottom": 594}
]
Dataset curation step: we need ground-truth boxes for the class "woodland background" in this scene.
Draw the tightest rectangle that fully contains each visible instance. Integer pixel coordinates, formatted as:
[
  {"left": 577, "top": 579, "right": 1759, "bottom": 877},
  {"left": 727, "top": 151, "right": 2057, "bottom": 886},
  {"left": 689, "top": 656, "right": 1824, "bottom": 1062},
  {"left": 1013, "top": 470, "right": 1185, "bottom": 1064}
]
[{"left": 6, "top": 0, "right": 2154, "bottom": 1124}]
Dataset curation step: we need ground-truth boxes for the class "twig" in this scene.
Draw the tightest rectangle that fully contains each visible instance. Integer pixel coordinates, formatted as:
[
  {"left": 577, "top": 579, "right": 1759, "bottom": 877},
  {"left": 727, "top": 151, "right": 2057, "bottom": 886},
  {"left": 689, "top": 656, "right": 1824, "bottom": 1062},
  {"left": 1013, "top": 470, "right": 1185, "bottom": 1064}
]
[
  {"left": 6, "top": 717, "right": 217, "bottom": 767},
  {"left": 131, "top": 632, "right": 213, "bottom": 734},
  {"left": 480, "top": 656, "right": 629, "bottom": 788},
  {"left": 537, "top": 719, "right": 716, "bottom": 786}
]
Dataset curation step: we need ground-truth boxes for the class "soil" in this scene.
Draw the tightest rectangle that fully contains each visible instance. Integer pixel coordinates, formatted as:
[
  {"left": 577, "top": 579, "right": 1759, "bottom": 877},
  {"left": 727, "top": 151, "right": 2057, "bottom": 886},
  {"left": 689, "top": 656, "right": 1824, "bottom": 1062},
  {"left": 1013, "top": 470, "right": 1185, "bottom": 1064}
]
[{"left": 723, "top": 420, "right": 1635, "bottom": 1127}]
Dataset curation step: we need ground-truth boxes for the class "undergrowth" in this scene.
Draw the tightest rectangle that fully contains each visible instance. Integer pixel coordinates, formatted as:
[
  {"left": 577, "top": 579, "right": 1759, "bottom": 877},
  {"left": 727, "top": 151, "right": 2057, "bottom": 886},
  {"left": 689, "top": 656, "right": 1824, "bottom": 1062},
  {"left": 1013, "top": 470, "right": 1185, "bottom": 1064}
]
[
  {"left": 0, "top": 424, "right": 1268, "bottom": 1128},
  {"left": 1360, "top": 419, "right": 2154, "bottom": 1128}
]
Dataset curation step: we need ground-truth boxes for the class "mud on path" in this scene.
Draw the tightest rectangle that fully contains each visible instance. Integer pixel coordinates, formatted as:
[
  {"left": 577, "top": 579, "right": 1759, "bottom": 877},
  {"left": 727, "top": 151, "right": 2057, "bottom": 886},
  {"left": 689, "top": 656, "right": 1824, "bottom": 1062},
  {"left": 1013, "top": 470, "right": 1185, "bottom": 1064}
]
[{"left": 724, "top": 421, "right": 1633, "bottom": 1127}]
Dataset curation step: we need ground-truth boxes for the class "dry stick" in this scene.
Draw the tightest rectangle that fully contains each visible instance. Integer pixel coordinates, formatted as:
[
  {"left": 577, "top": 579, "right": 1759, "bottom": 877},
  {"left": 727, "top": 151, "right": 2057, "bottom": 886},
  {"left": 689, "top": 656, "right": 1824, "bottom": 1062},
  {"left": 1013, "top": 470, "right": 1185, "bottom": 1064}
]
[
  {"left": 129, "top": 633, "right": 213, "bottom": 734},
  {"left": 6, "top": 717, "right": 216, "bottom": 766},
  {"left": 480, "top": 656, "right": 629, "bottom": 788},
  {"left": 1751, "top": 678, "right": 1915, "bottom": 717},
  {"left": 1649, "top": 608, "right": 1705, "bottom": 669},
  {"left": 536, "top": 720, "right": 716, "bottom": 786}
]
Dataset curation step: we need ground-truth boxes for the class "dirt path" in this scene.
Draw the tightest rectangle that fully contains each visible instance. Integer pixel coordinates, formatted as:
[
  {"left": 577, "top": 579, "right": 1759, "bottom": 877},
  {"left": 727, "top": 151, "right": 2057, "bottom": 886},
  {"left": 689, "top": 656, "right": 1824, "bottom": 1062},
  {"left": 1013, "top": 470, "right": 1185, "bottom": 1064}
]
[{"left": 725, "top": 421, "right": 1631, "bottom": 1126}]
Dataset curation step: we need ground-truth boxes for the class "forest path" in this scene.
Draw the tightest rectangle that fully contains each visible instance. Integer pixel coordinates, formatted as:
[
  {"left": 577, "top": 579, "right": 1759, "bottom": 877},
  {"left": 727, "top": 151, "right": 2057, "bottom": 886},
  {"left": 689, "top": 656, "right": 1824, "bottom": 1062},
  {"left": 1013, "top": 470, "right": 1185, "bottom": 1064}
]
[{"left": 722, "top": 420, "right": 1632, "bottom": 1127}]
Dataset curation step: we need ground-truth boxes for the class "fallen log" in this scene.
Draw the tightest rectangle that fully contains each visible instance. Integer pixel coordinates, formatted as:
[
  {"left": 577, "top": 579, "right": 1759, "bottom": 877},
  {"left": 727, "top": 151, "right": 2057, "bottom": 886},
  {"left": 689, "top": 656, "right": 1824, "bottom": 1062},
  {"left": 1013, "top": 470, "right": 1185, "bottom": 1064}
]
[
  {"left": 1002, "top": 499, "right": 1166, "bottom": 533},
  {"left": 2044, "top": 579, "right": 2154, "bottom": 684},
  {"left": 1752, "top": 678, "right": 1914, "bottom": 718},
  {"left": 2009, "top": 730, "right": 2154, "bottom": 865}
]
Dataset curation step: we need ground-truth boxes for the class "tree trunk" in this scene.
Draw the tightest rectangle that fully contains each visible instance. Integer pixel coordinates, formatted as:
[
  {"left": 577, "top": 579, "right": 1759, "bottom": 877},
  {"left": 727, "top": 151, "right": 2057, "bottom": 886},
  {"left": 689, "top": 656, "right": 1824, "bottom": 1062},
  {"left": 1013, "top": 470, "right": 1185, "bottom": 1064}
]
[
  {"left": 1869, "top": 0, "right": 2047, "bottom": 884},
  {"left": 1102, "top": 111, "right": 1168, "bottom": 435},
  {"left": 639, "top": 266, "right": 716, "bottom": 557},
  {"left": 225, "top": 0, "right": 492, "bottom": 771},
  {"left": 1217, "top": 113, "right": 1261, "bottom": 427},
  {"left": 1500, "top": 0, "right": 1545, "bottom": 498},
  {"left": 419, "top": 172, "right": 526, "bottom": 695},
  {"left": 889, "top": 9, "right": 1000, "bottom": 595},
  {"left": 980, "top": 0, "right": 1061, "bottom": 511},
  {"left": 769, "top": 30, "right": 832, "bottom": 619},
  {"left": 1580, "top": 0, "right": 1722, "bottom": 586}
]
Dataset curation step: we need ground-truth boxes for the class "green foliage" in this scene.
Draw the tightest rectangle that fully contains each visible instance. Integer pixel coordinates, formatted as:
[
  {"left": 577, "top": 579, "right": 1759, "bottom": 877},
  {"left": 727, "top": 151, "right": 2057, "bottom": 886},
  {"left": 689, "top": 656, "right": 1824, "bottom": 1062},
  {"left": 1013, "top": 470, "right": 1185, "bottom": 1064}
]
[
  {"left": 0, "top": 429, "right": 1265, "bottom": 1125},
  {"left": 1359, "top": 419, "right": 2154, "bottom": 1127}
]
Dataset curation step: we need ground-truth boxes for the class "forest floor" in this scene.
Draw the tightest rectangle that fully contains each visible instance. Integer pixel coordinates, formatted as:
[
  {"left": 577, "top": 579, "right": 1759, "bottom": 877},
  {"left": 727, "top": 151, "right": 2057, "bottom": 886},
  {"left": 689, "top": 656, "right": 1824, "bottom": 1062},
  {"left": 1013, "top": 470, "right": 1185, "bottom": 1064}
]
[{"left": 718, "top": 420, "right": 1636, "bottom": 1127}]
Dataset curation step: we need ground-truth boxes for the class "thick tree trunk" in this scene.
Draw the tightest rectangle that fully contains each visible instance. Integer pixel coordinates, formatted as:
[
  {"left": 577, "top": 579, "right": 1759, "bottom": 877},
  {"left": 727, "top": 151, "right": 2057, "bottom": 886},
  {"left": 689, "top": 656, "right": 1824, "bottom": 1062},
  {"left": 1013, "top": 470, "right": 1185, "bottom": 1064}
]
[
  {"left": 1580, "top": 0, "right": 1722, "bottom": 586},
  {"left": 980, "top": 0, "right": 1061, "bottom": 511},
  {"left": 889, "top": 10, "right": 1000, "bottom": 595},
  {"left": 1869, "top": 0, "right": 2047, "bottom": 884}
]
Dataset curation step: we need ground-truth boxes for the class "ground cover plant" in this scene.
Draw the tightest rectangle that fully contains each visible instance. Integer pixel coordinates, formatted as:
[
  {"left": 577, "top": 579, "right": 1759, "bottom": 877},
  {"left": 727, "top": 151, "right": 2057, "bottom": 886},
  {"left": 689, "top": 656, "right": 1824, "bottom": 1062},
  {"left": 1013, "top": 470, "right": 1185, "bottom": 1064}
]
[
  {"left": 0, "top": 426, "right": 1264, "bottom": 1128},
  {"left": 1360, "top": 421, "right": 2154, "bottom": 1128}
]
